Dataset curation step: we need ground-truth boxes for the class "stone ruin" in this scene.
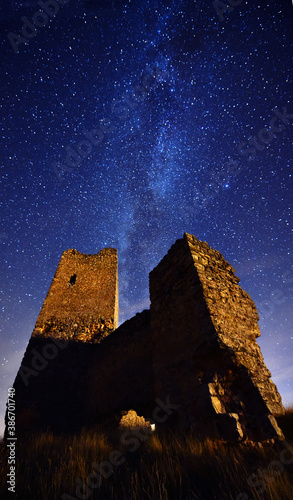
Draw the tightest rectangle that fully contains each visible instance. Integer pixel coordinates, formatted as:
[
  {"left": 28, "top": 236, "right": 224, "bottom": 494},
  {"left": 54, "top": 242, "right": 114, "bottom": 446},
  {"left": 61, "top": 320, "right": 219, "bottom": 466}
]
[{"left": 6, "top": 233, "right": 285, "bottom": 442}]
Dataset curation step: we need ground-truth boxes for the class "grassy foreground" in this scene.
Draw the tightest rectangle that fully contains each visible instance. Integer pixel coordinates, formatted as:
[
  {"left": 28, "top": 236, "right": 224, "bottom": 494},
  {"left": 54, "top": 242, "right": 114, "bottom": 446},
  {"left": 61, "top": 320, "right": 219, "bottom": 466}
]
[{"left": 0, "top": 410, "right": 293, "bottom": 500}]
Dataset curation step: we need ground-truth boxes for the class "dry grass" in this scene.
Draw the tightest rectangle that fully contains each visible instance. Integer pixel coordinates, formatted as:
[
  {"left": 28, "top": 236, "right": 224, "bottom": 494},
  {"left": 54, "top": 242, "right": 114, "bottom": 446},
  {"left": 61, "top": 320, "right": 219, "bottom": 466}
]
[{"left": 0, "top": 409, "right": 292, "bottom": 500}]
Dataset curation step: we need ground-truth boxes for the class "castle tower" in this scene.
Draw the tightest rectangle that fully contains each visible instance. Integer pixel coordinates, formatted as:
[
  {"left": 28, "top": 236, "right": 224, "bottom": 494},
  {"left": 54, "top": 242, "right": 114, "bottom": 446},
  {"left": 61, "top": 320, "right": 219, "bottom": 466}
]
[
  {"left": 33, "top": 247, "right": 118, "bottom": 342},
  {"left": 7, "top": 247, "right": 118, "bottom": 434}
]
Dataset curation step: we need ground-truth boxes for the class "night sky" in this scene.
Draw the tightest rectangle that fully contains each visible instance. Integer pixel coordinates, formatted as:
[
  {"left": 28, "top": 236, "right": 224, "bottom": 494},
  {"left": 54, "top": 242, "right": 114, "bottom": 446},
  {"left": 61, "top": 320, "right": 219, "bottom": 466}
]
[{"left": 0, "top": 0, "right": 292, "bottom": 436}]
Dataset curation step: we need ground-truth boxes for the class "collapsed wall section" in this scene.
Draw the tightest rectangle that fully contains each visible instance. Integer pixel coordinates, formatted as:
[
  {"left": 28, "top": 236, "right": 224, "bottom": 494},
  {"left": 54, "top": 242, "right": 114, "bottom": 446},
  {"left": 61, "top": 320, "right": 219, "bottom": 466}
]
[
  {"left": 184, "top": 233, "right": 284, "bottom": 419},
  {"left": 86, "top": 310, "right": 153, "bottom": 427},
  {"left": 149, "top": 233, "right": 285, "bottom": 441}
]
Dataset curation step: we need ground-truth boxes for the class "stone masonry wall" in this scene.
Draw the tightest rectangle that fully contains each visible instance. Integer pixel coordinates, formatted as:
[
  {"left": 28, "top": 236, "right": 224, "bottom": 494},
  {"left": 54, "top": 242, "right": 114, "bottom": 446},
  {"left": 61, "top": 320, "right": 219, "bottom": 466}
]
[
  {"left": 184, "top": 233, "right": 284, "bottom": 418},
  {"left": 86, "top": 310, "right": 153, "bottom": 427},
  {"left": 33, "top": 248, "right": 118, "bottom": 342},
  {"left": 150, "top": 235, "right": 219, "bottom": 430},
  {"left": 10, "top": 311, "right": 153, "bottom": 434},
  {"left": 150, "top": 233, "right": 285, "bottom": 441}
]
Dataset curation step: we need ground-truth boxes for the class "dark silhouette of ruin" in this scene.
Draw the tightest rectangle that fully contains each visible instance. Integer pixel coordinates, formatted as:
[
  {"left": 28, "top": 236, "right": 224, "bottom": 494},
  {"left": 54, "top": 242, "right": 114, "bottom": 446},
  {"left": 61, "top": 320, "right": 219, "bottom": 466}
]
[{"left": 6, "top": 233, "right": 285, "bottom": 442}]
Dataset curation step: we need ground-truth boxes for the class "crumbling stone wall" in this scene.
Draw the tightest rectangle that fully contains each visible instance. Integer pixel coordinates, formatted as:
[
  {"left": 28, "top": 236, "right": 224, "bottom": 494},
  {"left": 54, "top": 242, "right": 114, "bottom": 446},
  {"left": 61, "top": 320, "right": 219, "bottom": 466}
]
[
  {"left": 86, "top": 310, "right": 153, "bottom": 426},
  {"left": 7, "top": 234, "right": 285, "bottom": 442},
  {"left": 9, "top": 311, "right": 152, "bottom": 434},
  {"left": 150, "top": 233, "right": 285, "bottom": 441}
]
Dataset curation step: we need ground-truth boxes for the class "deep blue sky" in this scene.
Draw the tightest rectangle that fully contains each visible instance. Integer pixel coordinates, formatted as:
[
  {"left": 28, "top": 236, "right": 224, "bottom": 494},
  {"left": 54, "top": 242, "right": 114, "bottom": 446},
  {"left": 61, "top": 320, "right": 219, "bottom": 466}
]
[{"left": 0, "top": 0, "right": 292, "bottom": 435}]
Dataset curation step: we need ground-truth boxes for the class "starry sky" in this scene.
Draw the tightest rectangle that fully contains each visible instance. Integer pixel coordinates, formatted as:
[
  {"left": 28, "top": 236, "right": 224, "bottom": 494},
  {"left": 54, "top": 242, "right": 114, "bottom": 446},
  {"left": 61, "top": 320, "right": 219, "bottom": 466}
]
[{"left": 0, "top": 0, "right": 292, "bottom": 436}]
